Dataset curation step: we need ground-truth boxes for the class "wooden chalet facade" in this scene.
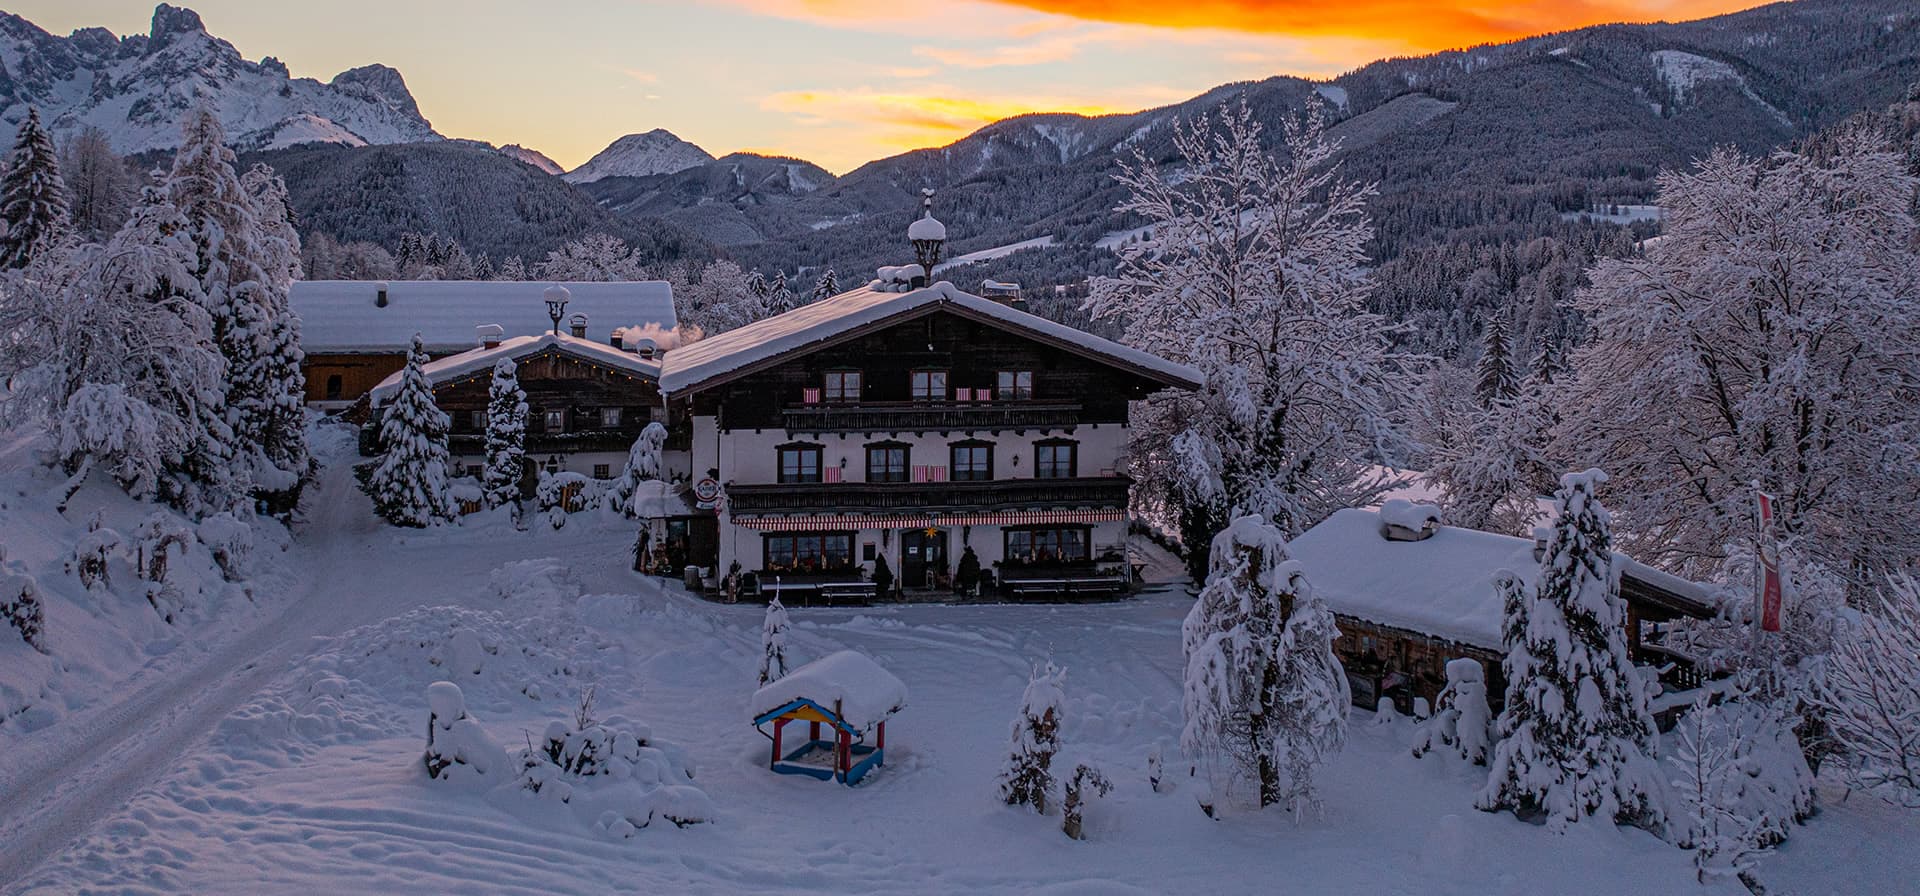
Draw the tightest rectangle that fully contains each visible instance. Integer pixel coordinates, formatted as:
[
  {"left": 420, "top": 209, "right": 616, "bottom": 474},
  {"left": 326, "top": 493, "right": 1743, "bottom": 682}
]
[
  {"left": 1288, "top": 507, "right": 1718, "bottom": 720},
  {"left": 366, "top": 332, "right": 671, "bottom": 489},
  {"left": 658, "top": 280, "right": 1202, "bottom": 601}
]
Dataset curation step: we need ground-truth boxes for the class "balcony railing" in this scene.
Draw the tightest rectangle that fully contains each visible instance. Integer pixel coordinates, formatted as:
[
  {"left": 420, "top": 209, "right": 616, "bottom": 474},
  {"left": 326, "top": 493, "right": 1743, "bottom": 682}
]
[
  {"left": 449, "top": 429, "right": 638, "bottom": 454},
  {"left": 725, "top": 476, "right": 1131, "bottom": 515},
  {"left": 780, "top": 400, "right": 1084, "bottom": 434}
]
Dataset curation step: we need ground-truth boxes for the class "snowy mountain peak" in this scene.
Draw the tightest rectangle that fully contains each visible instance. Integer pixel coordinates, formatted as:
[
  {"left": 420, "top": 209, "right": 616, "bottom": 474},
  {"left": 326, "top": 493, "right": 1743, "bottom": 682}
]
[
  {"left": 562, "top": 129, "right": 715, "bottom": 183},
  {"left": 498, "top": 143, "right": 564, "bottom": 176},
  {"left": 0, "top": 4, "right": 440, "bottom": 153}
]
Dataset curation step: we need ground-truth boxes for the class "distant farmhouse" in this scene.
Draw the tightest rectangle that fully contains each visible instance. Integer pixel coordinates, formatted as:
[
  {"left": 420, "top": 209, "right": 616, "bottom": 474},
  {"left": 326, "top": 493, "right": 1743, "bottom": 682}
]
[{"left": 289, "top": 280, "right": 677, "bottom": 409}]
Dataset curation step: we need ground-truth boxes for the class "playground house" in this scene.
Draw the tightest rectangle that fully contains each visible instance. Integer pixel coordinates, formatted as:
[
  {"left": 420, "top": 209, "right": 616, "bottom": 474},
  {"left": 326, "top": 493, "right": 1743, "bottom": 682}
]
[{"left": 751, "top": 651, "right": 907, "bottom": 785}]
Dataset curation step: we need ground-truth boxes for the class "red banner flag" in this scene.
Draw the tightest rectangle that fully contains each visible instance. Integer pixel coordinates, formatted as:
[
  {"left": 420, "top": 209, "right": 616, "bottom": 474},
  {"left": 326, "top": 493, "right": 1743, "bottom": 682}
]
[{"left": 1756, "top": 491, "right": 1782, "bottom": 633}]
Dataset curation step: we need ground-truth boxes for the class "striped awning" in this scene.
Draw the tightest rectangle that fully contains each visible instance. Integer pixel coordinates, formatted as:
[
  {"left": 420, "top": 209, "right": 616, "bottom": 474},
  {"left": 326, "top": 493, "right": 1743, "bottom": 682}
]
[{"left": 736, "top": 508, "right": 1127, "bottom": 532}]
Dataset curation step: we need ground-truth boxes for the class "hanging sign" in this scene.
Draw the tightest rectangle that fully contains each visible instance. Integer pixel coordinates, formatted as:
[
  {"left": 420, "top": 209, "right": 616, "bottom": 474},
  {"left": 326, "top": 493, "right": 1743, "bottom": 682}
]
[{"left": 694, "top": 477, "right": 722, "bottom": 511}]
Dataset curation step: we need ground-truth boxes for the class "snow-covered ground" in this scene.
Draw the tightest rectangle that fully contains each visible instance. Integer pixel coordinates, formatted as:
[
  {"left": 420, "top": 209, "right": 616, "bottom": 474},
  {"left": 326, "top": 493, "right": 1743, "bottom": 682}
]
[
  {"left": 0, "top": 437, "right": 1913, "bottom": 893},
  {"left": 931, "top": 236, "right": 1057, "bottom": 275}
]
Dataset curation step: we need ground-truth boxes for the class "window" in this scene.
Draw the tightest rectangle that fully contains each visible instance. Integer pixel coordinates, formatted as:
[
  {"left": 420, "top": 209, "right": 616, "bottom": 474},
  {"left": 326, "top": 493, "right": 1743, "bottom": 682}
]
[
  {"left": 912, "top": 370, "right": 947, "bottom": 401},
  {"left": 592, "top": 463, "right": 611, "bottom": 479},
  {"left": 778, "top": 444, "right": 823, "bottom": 483},
  {"left": 470, "top": 409, "right": 487, "bottom": 431},
  {"left": 1004, "top": 527, "right": 1090, "bottom": 564},
  {"left": 763, "top": 532, "right": 855, "bottom": 572},
  {"left": 1035, "top": 440, "right": 1077, "bottom": 479},
  {"left": 866, "top": 443, "right": 909, "bottom": 482},
  {"left": 600, "top": 407, "right": 622, "bottom": 428},
  {"left": 544, "top": 409, "right": 566, "bottom": 432},
  {"left": 324, "top": 374, "right": 343, "bottom": 400},
  {"left": 649, "top": 405, "right": 666, "bottom": 422},
  {"left": 824, "top": 370, "right": 862, "bottom": 402},
  {"left": 950, "top": 442, "right": 992, "bottom": 481},
  {"left": 997, "top": 370, "right": 1034, "bottom": 400}
]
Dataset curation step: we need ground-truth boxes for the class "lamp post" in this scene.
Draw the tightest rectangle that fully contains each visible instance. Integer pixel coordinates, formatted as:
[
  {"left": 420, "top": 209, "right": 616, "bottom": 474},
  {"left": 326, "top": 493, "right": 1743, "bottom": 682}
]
[{"left": 543, "top": 285, "right": 571, "bottom": 336}]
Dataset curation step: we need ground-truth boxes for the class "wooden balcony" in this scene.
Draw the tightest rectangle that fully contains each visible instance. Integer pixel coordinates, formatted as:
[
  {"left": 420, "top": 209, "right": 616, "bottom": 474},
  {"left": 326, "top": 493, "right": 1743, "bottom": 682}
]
[
  {"left": 725, "top": 476, "right": 1132, "bottom": 516},
  {"left": 780, "top": 400, "right": 1085, "bottom": 434},
  {"left": 449, "top": 429, "right": 638, "bottom": 454}
]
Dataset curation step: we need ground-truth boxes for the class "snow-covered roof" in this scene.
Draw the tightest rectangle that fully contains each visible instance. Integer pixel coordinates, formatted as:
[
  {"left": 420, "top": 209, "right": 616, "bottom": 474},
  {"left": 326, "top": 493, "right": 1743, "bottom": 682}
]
[
  {"left": 659, "top": 280, "right": 1202, "bottom": 395},
  {"left": 908, "top": 214, "right": 946, "bottom": 242},
  {"left": 368, "top": 333, "right": 659, "bottom": 405},
  {"left": 752, "top": 650, "right": 907, "bottom": 734},
  {"left": 1288, "top": 508, "right": 1711, "bottom": 652},
  {"left": 291, "top": 280, "right": 676, "bottom": 354}
]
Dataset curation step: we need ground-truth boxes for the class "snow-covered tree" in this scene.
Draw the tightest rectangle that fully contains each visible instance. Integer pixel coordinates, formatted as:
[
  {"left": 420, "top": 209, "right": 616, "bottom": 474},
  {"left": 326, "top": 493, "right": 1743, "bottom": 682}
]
[
  {"left": 811, "top": 268, "right": 838, "bottom": 303},
  {"left": 481, "top": 359, "right": 527, "bottom": 508},
  {"left": 1062, "top": 763, "right": 1112, "bottom": 840},
  {"left": 0, "top": 185, "right": 239, "bottom": 513},
  {"left": 495, "top": 255, "right": 527, "bottom": 281},
  {"left": 763, "top": 271, "right": 795, "bottom": 316},
  {"left": 674, "top": 260, "right": 762, "bottom": 335},
  {"left": 757, "top": 596, "right": 792, "bottom": 687},
  {"left": 1480, "top": 470, "right": 1661, "bottom": 831},
  {"left": 1424, "top": 387, "right": 1554, "bottom": 534},
  {"left": 1551, "top": 127, "right": 1920, "bottom": 590},
  {"left": 1182, "top": 514, "right": 1346, "bottom": 813},
  {"left": 1810, "top": 575, "right": 1920, "bottom": 806},
  {"left": 0, "top": 107, "right": 71, "bottom": 271},
  {"left": 1473, "top": 312, "right": 1519, "bottom": 408},
  {"left": 238, "top": 162, "right": 311, "bottom": 498},
  {"left": 59, "top": 126, "right": 134, "bottom": 241},
  {"left": 1412, "top": 658, "right": 1493, "bottom": 765},
  {"left": 368, "top": 334, "right": 452, "bottom": 527},
  {"left": 1671, "top": 693, "right": 1772, "bottom": 890},
  {"left": 537, "top": 233, "right": 647, "bottom": 281},
  {"left": 999, "top": 662, "right": 1066, "bottom": 813},
  {"left": 606, "top": 421, "right": 667, "bottom": 517},
  {"left": 1085, "top": 99, "right": 1418, "bottom": 580}
]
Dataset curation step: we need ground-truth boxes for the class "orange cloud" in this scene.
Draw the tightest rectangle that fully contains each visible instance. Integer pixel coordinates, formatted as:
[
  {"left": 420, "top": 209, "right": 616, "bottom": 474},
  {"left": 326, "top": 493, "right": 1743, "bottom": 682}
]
[{"left": 976, "top": 1, "right": 1764, "bottom": 50}]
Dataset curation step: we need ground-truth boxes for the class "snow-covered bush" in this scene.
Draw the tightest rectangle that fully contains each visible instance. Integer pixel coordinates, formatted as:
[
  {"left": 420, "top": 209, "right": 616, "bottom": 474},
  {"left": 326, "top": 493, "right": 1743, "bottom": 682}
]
[
  {"left": 606, "top": 422, "right": 668, "bottom": 517},
  {"left": 424, "top": 681, "right": 508, "bottom": 783},
  {"left": 485, "top": 558, "right": 581, "bottom": 605},
  {"left": 512, "top": 691, "right": 711, "bottom": 836},
  {"left": 535, "top": 471, "right": 597, "bottom": 528},
  {"left": 1810, "top": 575, "right": 1920, "bottom": 806},
  {"left": 1182, "top": 515, "right": 1347, "bottom": 814},
  {"left": 1669, "top": 693, "right": 1777, "bottom": 891},
  {"left": 1000, "top": 663, "right": 1066, "bottom": 814},
  {"left": 67, "top": 519, "right": 122, "bottom": 592},
  {"left": 1480, "top": 470, "right": 1662, "bottom": 832},
  {"left": 2, "top": 572, "right": 47, "bottom": 653},
  {"left": 1412, "top": 658, "right": 1492, "bottom": 765},
  {"left": 758, "top": 596, "right": 792, "bottom": 686},
  {"left": 197, "top": 511, "right": 253, "bottom": 581},
  {"left": 133, "top": 512, "right": 191, "bottom": 583},
  {"left": 1063, "top": 763, "right": 1113, "bottom": 841}
]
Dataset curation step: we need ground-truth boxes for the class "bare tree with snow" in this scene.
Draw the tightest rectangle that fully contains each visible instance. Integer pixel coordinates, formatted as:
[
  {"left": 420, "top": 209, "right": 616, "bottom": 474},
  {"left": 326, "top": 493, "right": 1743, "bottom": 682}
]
[
  {"left": 1086, "top": 99, "right": 1418, "bottom": 579},
  {"left": 536, "top": 233, "right": 649, "bottom": 282},
  {"left": 1810, "top": 576, "right": 1920, "bottom": 807}
]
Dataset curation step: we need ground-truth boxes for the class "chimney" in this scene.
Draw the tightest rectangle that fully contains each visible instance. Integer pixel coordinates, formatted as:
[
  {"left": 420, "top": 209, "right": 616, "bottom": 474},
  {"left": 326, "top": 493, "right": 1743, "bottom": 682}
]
[
  {"left": 375, "top": 286, "right": 389, "bottom": 308},
  {"left": 568, "top": 313, "right": 588, "bottom": 339},
  {"left": 476, "top": 324, "right": 505, "bottom": 349}
]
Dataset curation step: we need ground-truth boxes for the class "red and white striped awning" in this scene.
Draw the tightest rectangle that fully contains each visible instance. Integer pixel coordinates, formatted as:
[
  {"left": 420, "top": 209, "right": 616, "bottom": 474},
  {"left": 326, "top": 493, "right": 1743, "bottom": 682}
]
[{"left": 737, "top": 508, "right": 1126, "bottom": 532}]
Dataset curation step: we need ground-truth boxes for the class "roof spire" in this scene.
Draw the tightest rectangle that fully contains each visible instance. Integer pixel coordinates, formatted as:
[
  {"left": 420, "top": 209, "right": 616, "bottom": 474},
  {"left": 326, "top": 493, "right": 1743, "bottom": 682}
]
[{"left": 907, "top": 188, "right": 946, "bottom": 285}]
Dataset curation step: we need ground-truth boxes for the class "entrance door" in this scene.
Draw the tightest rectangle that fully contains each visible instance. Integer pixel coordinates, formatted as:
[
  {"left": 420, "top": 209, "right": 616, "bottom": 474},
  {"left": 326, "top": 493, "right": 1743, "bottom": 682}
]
[{"left": 901, "top": 528, "right": 948, "bottom": 589}]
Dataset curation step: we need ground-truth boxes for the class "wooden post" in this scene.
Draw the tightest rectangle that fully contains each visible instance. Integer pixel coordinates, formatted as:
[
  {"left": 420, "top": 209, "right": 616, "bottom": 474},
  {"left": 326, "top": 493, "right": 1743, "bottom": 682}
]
[
  {"left": 771, "top": 717, "right": 787, "bottom": 767},
  {"left": 810, "top": 720, "right": 820, "bottom": 744},
  {"left": 876, "top": 720, "right": 886, "bottom": 752}
]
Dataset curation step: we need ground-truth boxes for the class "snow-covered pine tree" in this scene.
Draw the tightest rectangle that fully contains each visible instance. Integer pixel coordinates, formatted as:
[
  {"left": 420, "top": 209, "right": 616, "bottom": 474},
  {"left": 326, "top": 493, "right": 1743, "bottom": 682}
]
[
  {"left": 757, "top": 596, "right": 792, "bottom": 687},
  {"left": 1526, "top": 336, "right": 1563, "bottom": 390},
  {"left": 1183, "top": 514, "right": 1346, "bottom": 813},
  {"left": 1810, "top": 575, "right": 1920, "bottom": 806},
  {"left": 811, "top": 268, "right": 838, "bottom": 303},
  {"left": 1412, "top": 658, "right": 1492, "bottom": 765},
  {"left": 1085, "top": 99, "right": 1418, "bottom": 581},
  {"left": 1552, "top": 126, "right": 1920, "bottom": 592},
  {"left": 471, "top": 253, "right": 494, "bottom": 281},
  {"left": 480, "top": 359, "right": 528, "bottom": 508},
  {"left": 238, "top": 162, "right": 312, "bottom": 500},
  {"left": 496, "top": 255, "right": 527, "bottom": 281},
  {"left": 999, "top": 662, "right": 1066, "bottom": 813},
  {"left": 1480, "top": 470, "right": 1662, "bottom": 831},
  {"left": 606, "top": 421, "right": 667, "bottom": 516},
  {"left": 368, "top": 334, "right": 452, "bottom": 527},
  {"left": 764, "top": 271, "right": 794, "bottom": 316},
  {"left": 1473, "top": 312, "right": 1519, "bottom": 408},
  {"left": 0, "top": 107, "right": 71, "bottom": 271}
]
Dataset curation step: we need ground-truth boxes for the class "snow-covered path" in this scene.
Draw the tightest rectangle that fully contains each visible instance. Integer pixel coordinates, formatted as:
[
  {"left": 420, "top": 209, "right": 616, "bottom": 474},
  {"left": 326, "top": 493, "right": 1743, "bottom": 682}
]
[{"left": 0, "top": 458, "right": 631, "bottom": 886}]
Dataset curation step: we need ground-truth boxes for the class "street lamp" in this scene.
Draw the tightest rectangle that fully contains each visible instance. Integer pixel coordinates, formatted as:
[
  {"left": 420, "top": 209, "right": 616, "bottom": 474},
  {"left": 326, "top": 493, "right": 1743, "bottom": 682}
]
[{"left": 543, "top": 285, "right": 571, "bottom": 336}]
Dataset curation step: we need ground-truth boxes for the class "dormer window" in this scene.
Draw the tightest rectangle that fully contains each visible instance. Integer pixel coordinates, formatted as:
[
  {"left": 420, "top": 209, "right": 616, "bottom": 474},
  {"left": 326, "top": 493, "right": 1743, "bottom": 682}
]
[
  {"left": 912, "top": 370, "right": 947, "bottom": 402},
  {"left": 824, "top": 370, "right": 862, "bottom": 402},
  {"left": 997, "top": 370, "right": 1033, "bottom": 401}
]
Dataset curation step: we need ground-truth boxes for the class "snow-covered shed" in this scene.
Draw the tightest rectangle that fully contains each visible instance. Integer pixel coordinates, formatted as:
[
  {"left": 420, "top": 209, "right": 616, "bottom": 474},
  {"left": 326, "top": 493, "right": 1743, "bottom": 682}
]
[
  {"left": 1287, "top": 507, "right": 1715, "bottom": 712},
  {"left": 292, "top": 280, "right": 677, "bottom": 407},
  {"left": 751, "top": 650, "right": 906, "bottom": 785}
]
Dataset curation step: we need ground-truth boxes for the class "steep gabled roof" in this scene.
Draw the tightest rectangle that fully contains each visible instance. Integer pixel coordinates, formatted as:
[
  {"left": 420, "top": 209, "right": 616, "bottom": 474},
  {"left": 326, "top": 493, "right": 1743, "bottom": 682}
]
[
  {"left": 292, "top": 280, "right": 677, "bottom": 354},
  {"left": 368, "top": 333, "right": 659, "bottom": 405},
  {"left": 658, "top": 280, "right": 1202, "bottom": 396}
]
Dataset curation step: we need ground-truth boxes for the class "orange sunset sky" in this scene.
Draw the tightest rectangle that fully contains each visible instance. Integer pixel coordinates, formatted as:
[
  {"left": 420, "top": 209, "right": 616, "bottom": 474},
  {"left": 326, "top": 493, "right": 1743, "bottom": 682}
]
[{"left": 17, "top": 0, "right": 1766, "bottom": 172}]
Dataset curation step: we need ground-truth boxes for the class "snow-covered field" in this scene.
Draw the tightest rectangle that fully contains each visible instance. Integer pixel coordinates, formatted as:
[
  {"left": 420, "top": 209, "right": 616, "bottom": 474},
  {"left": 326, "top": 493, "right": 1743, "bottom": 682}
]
[{"left": 1, "top": 439, "right": 1913, "bottom": 894}]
